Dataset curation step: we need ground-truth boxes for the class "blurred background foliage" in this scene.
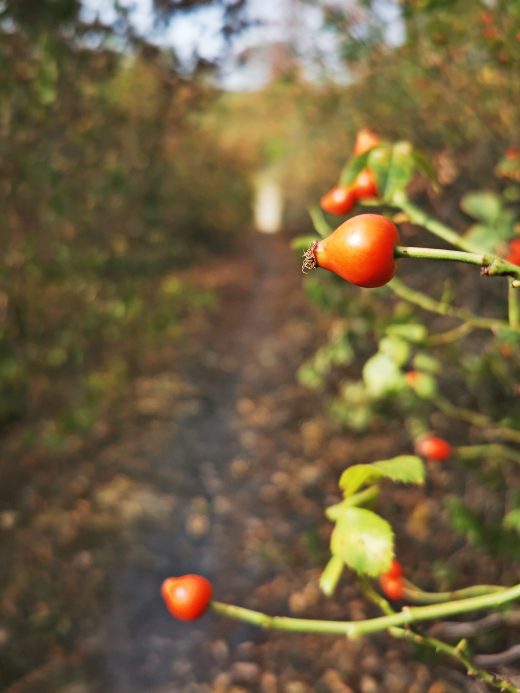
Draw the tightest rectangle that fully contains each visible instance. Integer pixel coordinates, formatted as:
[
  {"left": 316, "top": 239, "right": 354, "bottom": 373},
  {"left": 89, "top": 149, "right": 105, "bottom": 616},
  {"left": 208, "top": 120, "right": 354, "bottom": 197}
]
[
  {"left": 0, "top": 0, "right": 253, "bottom": 447},
  {"left": 0, "top": 0, "right": 518, "bottom": 447},
  {"left": 1, "top": 0, "right": 520, "bottom": 688}
]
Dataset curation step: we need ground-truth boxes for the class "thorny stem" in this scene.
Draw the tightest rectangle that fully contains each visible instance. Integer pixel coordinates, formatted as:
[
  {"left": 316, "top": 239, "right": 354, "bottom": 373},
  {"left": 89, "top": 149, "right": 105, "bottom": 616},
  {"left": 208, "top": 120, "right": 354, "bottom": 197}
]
[
  {"left": 390, "top": 192, "right": 480, "bottom": 253},
  {"left": 426, "top": 322, "right": 474, "bottom": 345},
  {"left": 388, "top": 277, "right": 518, "bottom": 334},
  {"left": 456, "top": 443, "right": 520, "bottom": 465},
  {"left": 435, "top": 395, "right": 520, "bottom": 444},
  {"left": 389, "top": 629, "right": 518, "bottom": 692},
  {"left": 359, "top": 578, "right": 517, "bottom": 692},
  {"left": 210, "top": 581, "right": 520, "bottom": 637},
  {"left": 212, "top": 584, "right": 520, "bottom": 692},
  {"left": 395, "top": 245, "right": 520, "bottom": 280}
]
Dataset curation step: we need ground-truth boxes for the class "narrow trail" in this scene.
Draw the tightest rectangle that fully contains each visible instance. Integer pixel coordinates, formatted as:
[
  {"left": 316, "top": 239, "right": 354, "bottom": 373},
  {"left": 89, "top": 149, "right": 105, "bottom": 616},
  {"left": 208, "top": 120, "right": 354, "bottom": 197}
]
[{"left": 97, "top": 234, "right": 329, "bottom": 692}]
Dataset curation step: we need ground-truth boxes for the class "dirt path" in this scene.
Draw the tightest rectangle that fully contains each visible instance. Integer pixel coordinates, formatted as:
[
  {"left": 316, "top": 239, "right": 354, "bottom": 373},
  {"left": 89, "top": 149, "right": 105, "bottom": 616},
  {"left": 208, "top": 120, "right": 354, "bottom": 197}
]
[
  {"left": 3, "top": 234, "right": 484, "bottom": 692},
  {"left": 94, "top": 234, "right": 330, "bottom": 691}
]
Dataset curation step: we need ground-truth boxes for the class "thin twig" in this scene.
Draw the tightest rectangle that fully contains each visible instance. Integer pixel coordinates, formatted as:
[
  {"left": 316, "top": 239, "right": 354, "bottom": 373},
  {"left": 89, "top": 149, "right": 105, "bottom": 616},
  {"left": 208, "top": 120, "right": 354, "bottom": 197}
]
[
  {"left": 210, "top": 581, "right": 520, "bottom": 637},
  {"left": 388, "top": 277, "right": 517, "bottom": 334},
  {"left": 359, "top": 577, "right": 517, "bottom": 692}
]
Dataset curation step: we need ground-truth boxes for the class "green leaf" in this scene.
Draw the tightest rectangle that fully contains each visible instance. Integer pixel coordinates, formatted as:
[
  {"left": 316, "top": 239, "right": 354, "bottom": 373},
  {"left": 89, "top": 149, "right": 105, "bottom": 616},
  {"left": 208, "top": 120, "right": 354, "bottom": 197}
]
[
  {"left": 461, "top": 192, "right": 501, "bottom": 224},
  {"left": 495, "top": 156, "right": 520, "bottom": 183},
  {"left": 319, "top": 555, "right": 344, "bottom": 597},
  {"left": 325, "top": 500, "right": 348, "bottom": 521},
  {"left": 339, "top": 455, "right": 425, "bottom": 496},
  {"left": 463, "top": 224, "right": 500, "bottom": 253},
  {"left": 339, "top": 465, "right": 382, "bottom": 496},
  {"left": 412, "top": 149, "right": 437, "bottom": 183},
  {"left": 367, "top": 144, "right": 393, "bottom": 197},
  {"left": 362, "top": 352, "right": 403, "bottom": 397},
  {"left": 413, "top": 353, "right": 442, "bottom": 374},
  {"left": 379, "top": 336, "right": 411, "bottom": 366},
  {"left": 330, "top": 381, "right": 371, "bottom": 430},
  {"left": 308, "top": 205, "right": 333, "bottom": 238},
  {"left": 297, "top": 363, "right": 324, "bottom": 390},
  {"left": 383, "top": 141, "right": 415, "bottom": 199},
  {"left": 330, "top": 507, "right": 393, "bottom": 576},
  {"left": 406, "top": 371, "right": 438, "bottom": 399},
  {"left": 330, "top": 337, "right": 354, "bottom": 366},
  {"left": 386, "top": 323, "right": 427, "bottom": 343},
  {"left": 372, "top": 455, "right": 425, "bottom": 485},
  {"left": 339, "top": 151, "right": 370, "bottom": 186},
  {"left": 329, "top": 398, "right": 371, "bottom": 431},
  {"left": 503, "top": 508, "right": 520, "bottom": 535}
]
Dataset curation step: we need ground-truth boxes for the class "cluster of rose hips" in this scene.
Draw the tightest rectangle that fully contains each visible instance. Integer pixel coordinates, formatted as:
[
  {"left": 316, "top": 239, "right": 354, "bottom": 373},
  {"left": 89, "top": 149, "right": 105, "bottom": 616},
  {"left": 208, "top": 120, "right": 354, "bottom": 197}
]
[
  {"left": 303, "top": 128, "right": 403, "bottom": 288},
  {"left": 320, "top": 129, "right": 380, "bottom": 216},
  {"left": 307, "top": 131, "right": 520, "bottom": 290}
]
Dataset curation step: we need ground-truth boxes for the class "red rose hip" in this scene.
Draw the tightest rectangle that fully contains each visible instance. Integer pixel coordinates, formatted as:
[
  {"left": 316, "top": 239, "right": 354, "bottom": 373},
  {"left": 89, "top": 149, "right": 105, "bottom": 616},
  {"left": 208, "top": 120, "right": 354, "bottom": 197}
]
[
  {"left": 354, "top": 168, "right": 378, "bottom": 200},
  {"left": 415, "top": 435, "right": 453, "bottom": 462},
  {"left": 320, "top": 185, "right": 357, "bottom": 216},
  {"left": 354, "top": 128, "right": 381, "bottom": 156},
  {"left": 379, "top": 559, "right": 405, "bottom": 600},
  {"left": 161, "top": 574, "right": 213, "bottom": 621},
  {"left": 308, "top": 214, "right": 400, "bottom": 288},
  {"left": 380, "top": 575, "right": 404, "bottom": 600}
]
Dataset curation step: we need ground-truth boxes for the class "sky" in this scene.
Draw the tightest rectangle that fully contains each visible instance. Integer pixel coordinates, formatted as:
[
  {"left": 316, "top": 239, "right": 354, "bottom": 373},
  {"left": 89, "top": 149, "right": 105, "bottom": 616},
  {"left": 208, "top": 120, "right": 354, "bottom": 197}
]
[{"left": 81, "top": 0, "right": 405, "bottom": 90}]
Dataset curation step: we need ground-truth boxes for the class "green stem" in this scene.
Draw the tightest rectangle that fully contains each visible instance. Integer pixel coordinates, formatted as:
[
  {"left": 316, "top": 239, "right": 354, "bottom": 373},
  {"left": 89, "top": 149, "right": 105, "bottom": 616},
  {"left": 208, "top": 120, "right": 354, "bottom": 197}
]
[
  {"left": 435, "top": 395, "right": 520, "bottom": 444},
  {"left": 426, "top": 322, "right": 474, "bottom": 345},
  {"left": 210, "top": 581, "right": 520, "bottom": 637},
  {"left": 389, "top": 628, "right": 518, "bottom": 693},
  {"left": 359, "top": 578, "right": 516, "bottom": 692},
  {"left": 456, "top": 443, "right": 520, "bottom": 465},
  {"left": 509, "top": 278, "right": 519, "bottom": 329},
  {"left": 395, "top": 245, "right": 520, "bottom": 280},
  {"left": 308, "top": 205, "right": 333, "bottom": 238},
  {"left": 391, "top": 192, "right": 477, "bottom": 252},
  {"left": 325, "top": 487, "right": 380, "bottom": 521},
  {"left": 389, "top": 277, "right": 517, "bottom": 334}
]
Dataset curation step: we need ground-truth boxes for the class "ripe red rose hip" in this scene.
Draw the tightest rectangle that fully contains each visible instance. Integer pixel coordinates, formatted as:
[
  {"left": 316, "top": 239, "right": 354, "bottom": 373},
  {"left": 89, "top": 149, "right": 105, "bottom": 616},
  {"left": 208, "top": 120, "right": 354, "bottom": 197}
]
[
  {"left": 320, "top": 185, "right": 357, "bottom": 216},
  {"left": 161, "top": 574, "right": 213, "bottom": 621},
  {"left": 354, "top": 168, "right": 378, "bottom": 200},
  {"left": 415, "top": 435, "right": 453, "bottom": 462},
  {"left": 379, "top": 559, "right": 404, "bottom": 599},
  {"left": 385, "top": 558, "right": 403, "bottom": 580},
  {"left": 380, "top": 575, "right": 404, "bottom": 600},
  {"left": 305, "top": 214, "right": 400, "bottom": 288},
  {"left": 354, "top": 128, "right": 381, "bottom": 156},
  {"left": 506, "top": 238, "right": 520, "bottom": 266}
]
